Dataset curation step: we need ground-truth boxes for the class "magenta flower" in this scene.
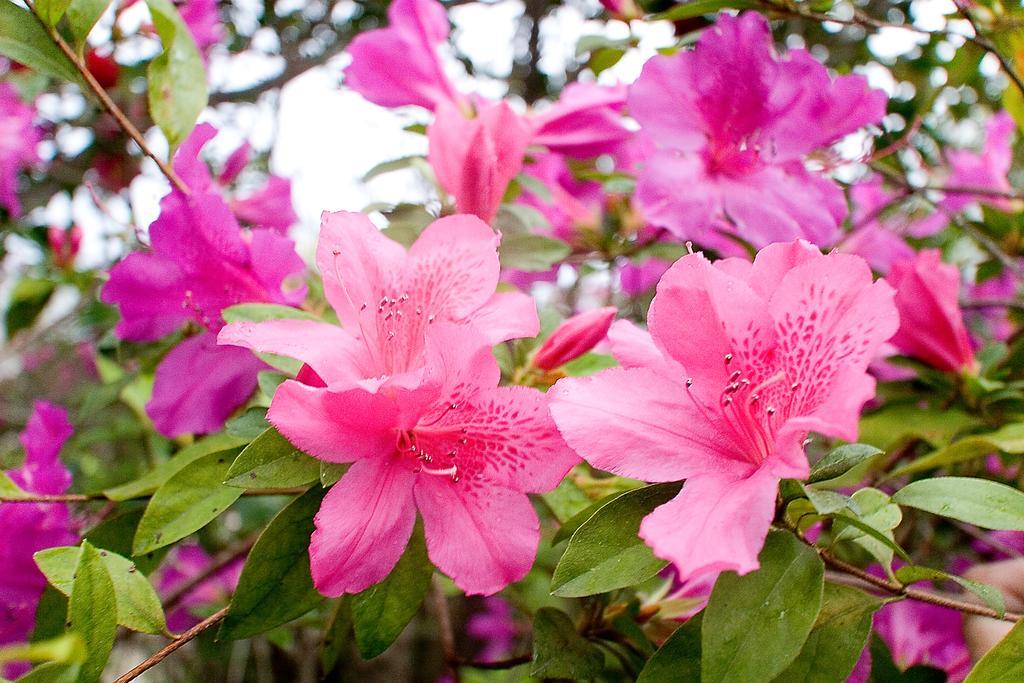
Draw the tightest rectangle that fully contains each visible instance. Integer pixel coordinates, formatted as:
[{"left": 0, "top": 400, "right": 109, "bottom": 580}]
[
  {"left": 629, "top": 12, "right": 886, "bottom": 248},
  {"left": 179, "top": 0, "right": 223, "bottom": 56},
  {"left": 157, "top": 544, "right": 243, "bottom": 632},
  {"left": 941, "top": 111, "right": 1016, "bottom": 214},
  {"left": 428, "top": 100, "right": 532, "bottom": 223},
  {"left": 519, "top": 152, "right": 604, "bottom": 242},
  {"left": 467, "top": 597, "right": 520, "bottom": 662},
  {"left": 101, "top": 137, "right": 306, "bottom": 437},
  {"left": 550, "top": 241, "right": 898, "bottom": 581},
  {"left": 619, "top": 258, "right": 671, "bottom": 296},
  {"left": 530, "top": 83, "right": 631, "bottom": 158},
  {"left": 598, "top": 0, "right": 642, "bottom": 20},
  {"left": 0, "top": 402, "right": 77, "bottom": 678},
  {"left": 888, "top": 250, "right": 976, "bottom": 374},
  {"left": 0, "top": 82, "right": 41, "bottom": 217},
  {"left": 532, "top": 307, "right": 616, "bottom": 371},
  {"left": 220, "top": 213, "right": 573, "bottom": 596}
]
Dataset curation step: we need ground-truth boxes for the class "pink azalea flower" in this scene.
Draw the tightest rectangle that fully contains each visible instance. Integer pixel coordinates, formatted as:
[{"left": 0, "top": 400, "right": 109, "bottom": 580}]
[
  {"left": 0, "top": 82, "right": 41, "bottom": 217},
  {"left": 156, "top": 544, "right": 243, "bottom": 632},
  {"left": 550, "top": 241, "right": 898, "bottom": 581},
  {"left": 467, "top": 597, "right": 520, "bottom": 662},
  {"left": 428, "top": 100, "right": 532, "bottom": 223},
  {"left": 598, "top": 0, "right": 642, "bottom": 20},
  {"left": 101, "top": 137, "right": 306, "bottom": 437},
  {"left": 532, "top": 307, "right": 616, "bottom": 371},
  {"left": 967, "top": 268, "right": 1017, "bottom": 343},
  {"left": 219, "top": 213, "right": 573, "bottom": 596},
  {"left": 179, "top": 0, "right": 223, "bottom": 56},
  {"left": 619, "top": 258, "right": 671, "bottom": 296},
  {"left": 629, "top": 12, "right": 886, "bottom": 248},
  {"left": 887, "top": 250, "right": 977, "bottom": 374},
  {"left": 940, "top": 111, "right": 1016, "bottom": 214},
  {"left": 519, "top": 152, "right": 604, "bottom": 242},
  {"left": 47, "top": 224, "right": 83, "bottom": 271},
  {"left": 0, "top": 402, "right": 77, "bottom": 678},
  {"left": 530, "top": 83, "right": 631, "bottom": 158}
]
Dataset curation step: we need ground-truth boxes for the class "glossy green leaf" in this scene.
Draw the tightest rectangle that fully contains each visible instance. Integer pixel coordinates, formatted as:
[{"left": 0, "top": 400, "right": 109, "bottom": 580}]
[
  {"left": 551, "top": 482, "right": 681, "bottom": 597},
  {"left": 892, "top": 477, "right": 1024, "bottom": 530},
  {"left": 772, "top": 583, "right": 881, "bottom": 682},
  {"left": 808, "top": 444, "right": 883, "bottom": 484},
  {"left": 224, "top": 407, "right": 269, "bottom": 440},
  {"left": 499, "top": 233, "right": 571, "bottom": 272},
  {"left": 0, "top": 2, "right": 78, "bottom": 82},
  {"left": 964, "top": 616, "right": 1024, "bottom": 682},
  {"left": 34, "top": 0, "right": 73, "bottom": 26},
  {"left": 351, "top": 526, "right": 433, "bottom": 659},
  {"left": 67, "top": 0, "right": 112, "bottom": 53},
  {"left": 5, "top": 278, "right": 55, "bottom": 340},
  {"left": 220, "top": 487, "right": 325, "bottom": 640},
  {"left": 224, "top": 428, "right": 320, "bottom": 489},
  {"left": 34, "top": 546, "right": 168, "bottom": 635},
  {"left": 133, "top": 451, "right": 243, "bottom": 555},
  {"left": 67, "top": 542, "right": 117, "bottom": 683},
  {"left": 104, "top": 433, "right": 246, "bottom": 501},
  {"left": 895, "top": 565, "right": 1006, "bottom": 618},
  {"left": 530, "top": 607, "right": 604, "bottom": 679},
  {"left": 145, "top": 0, "right": 207, "bottom": 150},
  {"left": 552, "top": 489, "right": 629, "bottom": 545},
  {"left": 702, "top": 530, "right": 824, "bottom": 683},
  {"left": 833, "top": 487, "right": 905, "bottom": 566},
  {"left": 636, "top": 614, "right": 701, "bottom": 683},
  {"left": 888, "top": 423, "right": 1024, "bottom": 479}
]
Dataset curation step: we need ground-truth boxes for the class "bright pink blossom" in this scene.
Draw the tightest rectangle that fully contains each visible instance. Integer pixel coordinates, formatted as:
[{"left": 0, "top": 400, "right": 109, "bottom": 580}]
[
  {"left": 428, "top": 101, "right": 532, "bottom": 223},
  {"left": 156, "top": 544, "right": 243, "bottom": 632},
  {"left": 0, "top": 82, "right": 41, "bottom": 217},
  {"left": 941, "top": 111, "right": 1016, "bottom": 214},
  {"left": 179, "top": 0, "right": 223, "bottom": 56},
  {"left": 0, "top": 402, "right": 77, "bottom": 678},
  {"left": 598, "top": 0, "right": 642, "bottom": 20},
  {"left": 467, "top": 597, "right": 520, "bottom": 662},
  {"left": 532, "top": 307, "right": 616, "bottom": 371},
  {"left": 101, "top": 135, "right": 306, "bottom": 437},
  {"left": 550, "top": 241, "right": 898, "bottom": 581},
  {"left": 619, "top": 258, "right": 671, "bottom": 296},
  {"left": 629, "top": 13, "right": 886, "bottom": 248},
  {"left": 888, "top": 250, "right": 976, "bottom": 374},
  {"left": 530, "top": 83, "right": 631, "bottom": 158},
  {"left": 220, "top": 213, "right": 572, "bottom": 596}
]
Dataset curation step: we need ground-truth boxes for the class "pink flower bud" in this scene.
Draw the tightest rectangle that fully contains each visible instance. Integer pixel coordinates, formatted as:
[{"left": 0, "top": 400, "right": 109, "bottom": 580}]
[
  {"left": 532, "top": 307, "right": 616, "bottom": 371},
  {"left": 47, "top": 225, "right": 82, "bottom": 270},
  {"left": 888, "top": 249, "right": 977, "bottom": 374},
  {"left": 599, "top": 0, "right": 642, "bottom": 20}
]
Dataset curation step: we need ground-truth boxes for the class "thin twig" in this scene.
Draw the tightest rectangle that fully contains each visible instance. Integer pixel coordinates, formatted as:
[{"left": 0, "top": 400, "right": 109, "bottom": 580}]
[
  {"left": 113, "top": 606, "right": 228, "bottom": 683},
  {"left": 953, "top": 0, "right": 1024, "bottom": 98},
  {"left": 24, "top": 0, "right": 189, "bottom": 194}
]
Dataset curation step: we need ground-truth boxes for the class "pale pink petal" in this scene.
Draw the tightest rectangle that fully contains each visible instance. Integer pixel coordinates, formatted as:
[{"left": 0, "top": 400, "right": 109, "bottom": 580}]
[
  {"left": 639, "top": 465, "right": 778, "bottom": 581},
  {"left": 606, "top": 319, "right": 671, "bottom": 371},
  {"left": 415, "top": 475, "right": 539, "bottom": 595},
  {"left": 471, "top": 291, "right": 540, "bottom": 343},
  {"left": 147, "top": 333, "right": 265, "bottom": 437},
  {"left": 310, "top": 456, "right": 417, "bottom": 596},
  {"left": 218, "top": 319, "right": 374, "bottom": 386}
]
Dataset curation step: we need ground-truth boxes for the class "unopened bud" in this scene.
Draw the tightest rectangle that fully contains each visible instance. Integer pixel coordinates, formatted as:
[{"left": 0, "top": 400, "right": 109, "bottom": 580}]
[{"left": 532, "top": 307, "right": 616, "bottom": 371}]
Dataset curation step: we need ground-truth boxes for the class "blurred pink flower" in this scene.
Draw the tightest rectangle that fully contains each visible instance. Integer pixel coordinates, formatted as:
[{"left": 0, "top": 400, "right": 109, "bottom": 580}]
[
  {"left": 467, "top": 597, "right": 519, "bottom": 661},
  {"left": 0, "top": 402, "right": 77, "bottom": 678},
  {"left": 157, "top": 544, "right": 243, "bottom": 632},
  {"left": 551, "top": 241, "right": 897, "bottom": 581},
  {"left": 47, "top": 225, "right": 83, "bottom": 270},
  {"left": 941, "top": 111, "right": 1016, "bottom": 214},
  {"left": 179, "top": 0, "right": 223, "bottom": 56},
  {"left": 619, "top": 258, "right": 671, "bottom": 296},
  {"left": 629, "top": 12, "right": 886, "bottom": 248},
  {"left": 0, "top": 82, "right": 41, "bottom": 217},
  {"left": 888, "top": 250, "right": 976, "bottom": 374},
  {"left": 530, "top": 83, "right": 631, "bottom": 158}
]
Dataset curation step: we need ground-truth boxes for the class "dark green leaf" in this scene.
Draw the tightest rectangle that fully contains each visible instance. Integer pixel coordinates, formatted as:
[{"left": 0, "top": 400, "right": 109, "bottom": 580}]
[
  {"left": 808, "top": 444, "right": 883, "bottom": 484},
  {"left": 104, "top": 434, "right": 246, "bottom": 501},
  {"left": 35, "top": 546, "right": 168, "bottom": 635},
  {"left": 133, "top": 451, "right": 243, "bottom": 555},
  {"left": 5, "top": 279, "right": 55, "bottom": 340},
  {"left": 636, "top": 615, "right": 701, "bottom": 683},
  {"left": 551, "top": 482, "right": 681, "bottom": 597},
  {"left": 964, "top": 616, "right": 1024, "bottom": 682},
  {"left": 224, "top": 428, "right": 320, "bottom": 489},
  {"left": 351, "top": 525, "right": 433, "bottom": 659},
  {"left": 892, "top": 477, "right": 1024, "bottom": 530},
  {"left": 224, "top": 408, "right": 269, "bottom": 440},
  {"left": 220, "top": 487, "right": 325, "bottom": 640},
  {"left": 145, "top": 0, "right": 207, "bottom": 149},
  {"left": 772, "top": 583, "right": 880, "bottom": 682},
  {"left": 530, "top": 607, "right": 604, "bottom": 679},
  {"left": 0, "top": 2, "right": 78, "bottom": 81},
  {"left": 67, "top": 542, "right": 117, "bottom": 683},
  {"left": 702, "top": 530, "right": 824, "bottom": 683},
  {"left": 320, "top": 600, "right": 352, "bottom": 675}
]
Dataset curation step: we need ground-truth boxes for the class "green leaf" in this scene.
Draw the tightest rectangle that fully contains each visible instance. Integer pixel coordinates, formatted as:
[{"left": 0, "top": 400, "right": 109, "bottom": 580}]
[
  {"left": 701, "top": 530, "right": 824, "bottom": 683},
  {"left": 362, "top": 155, "right": 427, "bottom": 182},
  {"left": 5, "top": 278, "right": 55, "bottom": 340},
  {"left": 651, "top": 0, "right": 755, "bottom": 21},
  {"left": 804, "top": 488, "right": 856, "bottom": 515},
  {"left": 772, "top": 583, "right": 881, "bottom": 683},
  {"left": 894, "top": 565, "right": 1006, "bottom": 618},
  {"left": 552, "top": 489, "right": 629, "bottom": 545},
  {"left": 224, "top": 428, "right": 320, "bottom": 489},
  {"left": 0, "top": 2, "right": 78, "bottom": 81},
  {"left": 351, "top": 525, "right": 433, "bottom": 659},
  {"left": 224, "top": 407, "right": 269, "bottom": 440},
  {"left": 551, "top": 482, "right": 681, "bottom": 597},
  {"left": 888, "top": 423, "right": 1024, "bottom": 479},
  {"left": 67, "top": 0, "right": 112, "bottom": 53},
  {"left": 67, "top": 542, "right": 117, "bottom": 683},
  {"left": 0, "top": 634, "right": 83, "bottom": 667},
  {"left": 145, "top": 0, "right": 207, "bottom": 150},
  {"left": 636, "top": 615, "right": 701, "bottom": 683},
  {"left": 320, "top": 462, "right": 346, "bottom": 487},
  {"left": 499, "top": 233, "right": 571, "bottom": 272},
  {"left": 320, "top": 600, "right": 352, "bottom": 674},
  {"left": 220, "top": 487, "right": 325, "bottom": 640},
  {"left": 104, "top": 433, "right": 246, "bottom": 500},
  {"left": 964, "top": 615, "right": 1024, "bottom": 682},
  {"left": 808, "top": 444, "right": 883, "bottom": 484},
  {"left": 833, "top": 487, "right": 905, "bottom": 566},
  {"left": 14, "top": 662, "right": 81, "bottom": 683},
  {"left": 530, "top": 607, "right": 604, "bottom": 679},
  {"left": 858, "top": 405, "right": 979, "bottom": 451},
  {"left": 541, "top": 477, "right": 594, "bottom": 525},
  {"left": 133, "top": 451, "right": 243, "bottom": 555},
  {"left": 0, "top": 471, "right": 28, "bottom": 499},
  {"left": 34, "top": 0, "right": 73, "bottom": 26},
  {"left": 892, "top": 477, "right": 1024, "bottom": 530},
  {"left": 34, "top": 546, "right": 169, "bottom": 635}
]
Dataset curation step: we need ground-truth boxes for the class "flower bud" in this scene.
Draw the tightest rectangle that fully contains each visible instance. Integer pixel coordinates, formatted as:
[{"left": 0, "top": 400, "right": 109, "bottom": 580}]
[
  {"left": 532, "top": 307, "right": 616, "bottom": 371},
  {"left": 85, "top": 50, "right": 120, "bottom": 89},
  {"left": 599, "top": 0, "right": 642, "bottom": 21},
  {"left": 47, "top": 225, "right": 82, "bottom": 270}
]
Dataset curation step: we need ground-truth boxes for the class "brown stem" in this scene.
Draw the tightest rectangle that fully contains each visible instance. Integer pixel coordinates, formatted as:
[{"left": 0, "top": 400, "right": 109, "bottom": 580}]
[
  {"left": 430, "top": 578, "right": 460, "bottom": 681},
  {"left": 113, "top": 606, "right": 228, "bottom": 683},
  {"left": 24, "top": 0, "right": 190, "bottom": 195}
]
